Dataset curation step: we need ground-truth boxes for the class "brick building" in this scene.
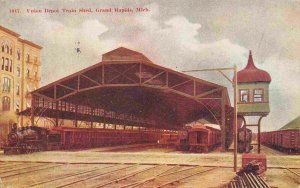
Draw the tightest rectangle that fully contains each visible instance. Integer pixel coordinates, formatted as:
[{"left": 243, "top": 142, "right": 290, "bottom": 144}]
[{"left": 0, "top": 25, "right": 42, "bottom": 145}]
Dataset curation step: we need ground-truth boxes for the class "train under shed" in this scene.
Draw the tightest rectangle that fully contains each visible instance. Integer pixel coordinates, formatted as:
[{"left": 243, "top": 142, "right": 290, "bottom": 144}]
[{"left": 20, "top": 47, "right": 234, "bottom": 149}]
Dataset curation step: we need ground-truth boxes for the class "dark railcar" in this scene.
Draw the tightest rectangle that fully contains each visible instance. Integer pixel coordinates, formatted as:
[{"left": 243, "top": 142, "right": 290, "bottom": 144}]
[
  {"left": 177, "top": 125, "right": 221, "bottom": 153},
  {"left": 52, "top": 127, "right": 166, "bottom": 150}
]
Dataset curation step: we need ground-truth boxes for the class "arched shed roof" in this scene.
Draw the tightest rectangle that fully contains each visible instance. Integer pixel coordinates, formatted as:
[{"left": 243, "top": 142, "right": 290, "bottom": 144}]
[{"left": 23, "top": 47, "right": 233, "bottom": 130}]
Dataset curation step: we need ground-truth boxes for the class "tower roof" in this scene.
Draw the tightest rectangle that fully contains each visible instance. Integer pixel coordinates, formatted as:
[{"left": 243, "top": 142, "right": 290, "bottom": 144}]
[{"left": 237, "top": 51, "right": 271, "bottom": 83}]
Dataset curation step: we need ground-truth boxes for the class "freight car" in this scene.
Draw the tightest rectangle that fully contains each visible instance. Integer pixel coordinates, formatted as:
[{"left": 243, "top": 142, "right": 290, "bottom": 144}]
[
  {"left": 177, "top": 124, "right": 221, "bottom": 153},
  {"left": 3, "top": 124, "right": 60, "bottom": 154},
  {"left": 261, "top": 116, "right": 300, "bottom": 153},
  {"left": 261, "top": 130, "right": 300, "bottom": 153}
]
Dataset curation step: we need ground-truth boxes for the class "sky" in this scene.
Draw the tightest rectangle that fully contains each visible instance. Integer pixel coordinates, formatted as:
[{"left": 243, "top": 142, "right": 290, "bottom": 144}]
[{"left": 0, "top": 0, "right": 299, "bottom": 131}]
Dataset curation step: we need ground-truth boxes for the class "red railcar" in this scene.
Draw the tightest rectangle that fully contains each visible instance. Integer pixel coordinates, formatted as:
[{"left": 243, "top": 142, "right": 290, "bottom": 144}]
[
  {"left": 261, "top": 129, "right": 300, "bottom": 153},
  {"left": 53, "top": 127, "right": 161, "bottom": 150},
  {"left": 177, "top": 125, "right": 221, "bottom": 153},
  {"left": 158, "top": 133, "right": 179, "bottom": 146}
]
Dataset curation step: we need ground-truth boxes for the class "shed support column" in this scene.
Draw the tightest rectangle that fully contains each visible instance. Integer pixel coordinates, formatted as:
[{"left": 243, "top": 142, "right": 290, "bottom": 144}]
[
  {"left": 91, "top": 108, "right": 94, "bottom": 129},
  {"left": 75, "top": 105, "right": 78, "bottom": 128},
  {"left": 221, "top": 88, "right": 226, "bottom": 151},
  {"left": 30, "top": 95, "right": 35, "bottom": 126},
  {"left": 55, "top": 101, "right": 59, "bottom": 127}
]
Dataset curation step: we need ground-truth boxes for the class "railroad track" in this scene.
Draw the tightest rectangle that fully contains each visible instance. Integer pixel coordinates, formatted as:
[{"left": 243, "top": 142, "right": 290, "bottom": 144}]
[
  {"left": 0, "top": 161, "right": 221, "bottom": 188},
  {"left": 1, "top": 160, "right": 298, "bottom": 188},
  {"left": 285, "top": 168, "right": 300, "bottom": 184},
  {"left": 86, "top": 165, "right": 219, "bottom": 188},
  {"left": 0, "top": 163, "right": 63, "bottom": 178}
]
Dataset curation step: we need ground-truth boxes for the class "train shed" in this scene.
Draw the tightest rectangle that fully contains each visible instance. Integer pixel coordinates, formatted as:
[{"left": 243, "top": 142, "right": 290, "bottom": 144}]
[{"left": 20, "top": 47, "right": 234, "bottom": 149}]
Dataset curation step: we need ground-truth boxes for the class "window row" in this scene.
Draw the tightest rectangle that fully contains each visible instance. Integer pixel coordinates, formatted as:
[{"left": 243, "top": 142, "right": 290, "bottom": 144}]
[
  {"left": 1, "top": 96, "right": 20, "bottom": 112},
  {"left": 1, "top": 45, "right": 38, "bottom": 63},
  {"left": 26, "top": 69, "right": 39, "bottom": 79},
  {"left": 26, "top": 54, "right": 38, "bottom": 63},
  {"left": 1, "top": 57, "right": 13, "bottom": 72},
  {"left": 240, "top": 89, "right": 264, "bottom": 103},
  {"left": 2, "top": 77, "right": 21, "bottom": 95},
  {"left": 1, "top": 44, "right": 12, "bottom": 55}
]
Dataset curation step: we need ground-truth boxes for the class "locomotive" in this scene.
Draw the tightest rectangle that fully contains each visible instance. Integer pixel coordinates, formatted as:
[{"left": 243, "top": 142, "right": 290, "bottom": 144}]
[
  {"left": 237, "top": 126, "right": 253, "bottom": 153},
  {"left": 3, "top": 124, "right": 60, "bottom": 154}
]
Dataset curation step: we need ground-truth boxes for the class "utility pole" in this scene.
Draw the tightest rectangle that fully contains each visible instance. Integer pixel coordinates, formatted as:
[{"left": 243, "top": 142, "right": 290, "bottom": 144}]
[{"left": 183, "top": 66, "right": 238, "bottom": 172}]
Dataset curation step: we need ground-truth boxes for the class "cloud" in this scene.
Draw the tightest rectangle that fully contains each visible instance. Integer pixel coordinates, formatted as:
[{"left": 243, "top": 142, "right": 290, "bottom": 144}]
[
  {"left": 0, "top": 0, "right": 299, "bottom": 131},
  {"left": 38, "top": 18, "right": 108, "bottom": 84}
]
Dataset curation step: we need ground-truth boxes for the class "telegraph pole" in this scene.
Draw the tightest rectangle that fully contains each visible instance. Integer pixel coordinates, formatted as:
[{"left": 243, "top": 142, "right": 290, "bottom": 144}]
[{"left": 183, "top": 65, "right": 238, "bottom": 172}]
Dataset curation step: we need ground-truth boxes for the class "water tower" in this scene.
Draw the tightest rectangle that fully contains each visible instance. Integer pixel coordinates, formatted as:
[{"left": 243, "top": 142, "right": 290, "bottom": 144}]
[{"left": 237, "top": 50, "right": 271, "bottom": 153}]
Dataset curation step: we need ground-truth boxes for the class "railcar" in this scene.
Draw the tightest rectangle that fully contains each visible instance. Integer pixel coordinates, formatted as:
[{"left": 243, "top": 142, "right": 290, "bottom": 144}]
[
  {"left": 3, "top": 125, "right": 167, "bottom": 154},
  {"left": 53, "top": 127, "right": 148, "bottom": 149},
  {"left": 261, "top": 129, "right": 300, "bottom": 153},
  {"left": 157, "top": 133, "right": 179, "bottom": 146},
  {"left": 177, "top": 124, "right": 221, "bottom": 153}
]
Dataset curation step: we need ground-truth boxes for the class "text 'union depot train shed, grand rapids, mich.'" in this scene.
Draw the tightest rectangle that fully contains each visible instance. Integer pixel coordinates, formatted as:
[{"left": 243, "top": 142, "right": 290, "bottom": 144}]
[{"left": 19, "top": 47, "right": 234, "bottom": 150}]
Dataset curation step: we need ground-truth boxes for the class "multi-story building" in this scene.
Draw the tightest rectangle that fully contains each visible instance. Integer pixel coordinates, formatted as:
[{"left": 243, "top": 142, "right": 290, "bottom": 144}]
[{"left": 0, "top": 25, "right": 42, "bottom": 145}]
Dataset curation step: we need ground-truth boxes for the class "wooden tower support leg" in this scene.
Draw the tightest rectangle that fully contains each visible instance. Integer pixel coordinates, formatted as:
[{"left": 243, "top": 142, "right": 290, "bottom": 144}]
[
  {"left": 258, "top": 116, "right": 264, "bottom": 154},
  {"left": 243, "top": 117, "right": 247, "bottom": 153}
]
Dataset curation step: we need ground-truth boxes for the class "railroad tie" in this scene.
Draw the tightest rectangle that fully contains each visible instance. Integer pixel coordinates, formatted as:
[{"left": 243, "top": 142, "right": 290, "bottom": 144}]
[{"left": 228, "top": 172, "right": 270, "bottom": 188}]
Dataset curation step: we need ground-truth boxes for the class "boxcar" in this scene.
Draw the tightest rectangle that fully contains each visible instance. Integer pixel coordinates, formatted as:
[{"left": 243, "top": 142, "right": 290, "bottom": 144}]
[{"left": 261, "top": 129, "right": 300, "bottom": 153}]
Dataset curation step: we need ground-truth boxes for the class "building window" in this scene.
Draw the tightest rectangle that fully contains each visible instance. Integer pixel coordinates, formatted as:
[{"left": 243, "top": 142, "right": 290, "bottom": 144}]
[
  {"left": 1, "top": 44, "right": 4, "bottom": 52},
  {"left": 2, "top": 96, "right": 10, "bottom": 111},
  {"left": 34, "top": 71, "right": 37, "bottom": 78},
  {"left": 240, "top": 89, "right": 249, "bottom": 103},
  {"left": 5, "top": 58, "right": 9, "bottom": 71},
  {"left": 26, "top": 69, "right": 30, "bottom": 78},
  {"left": 10, "top": 48, "right": 12, "bottom": 55},
  {"left": 6, "top": 45, "right": 9, "bottom": 54},
  {"left": 17, "top": 66, "right": 21, "bottom": 77},
  {"left": 253, "top": 89, "right": 263, "bottom": 102},
  {"left": 26, "top": 54, "right": 30, "bottom": 62},
  {"left": 16, "top": 101, "right": 20, "bottom": 112},
  {"left": 16, "top": 84, "right": 20, "bottom": 95},
  {"left": 9, "top": 59, "right": 12, "bottom": 72},
  {"left": 17, "top": 49, "right": 21, "bottom": 60},
  {"left": 1, "top": 57, "right": 4, "bottom": 70},
  {"left": 3, "top": 77, "right": 11, "bottom": 92}
]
